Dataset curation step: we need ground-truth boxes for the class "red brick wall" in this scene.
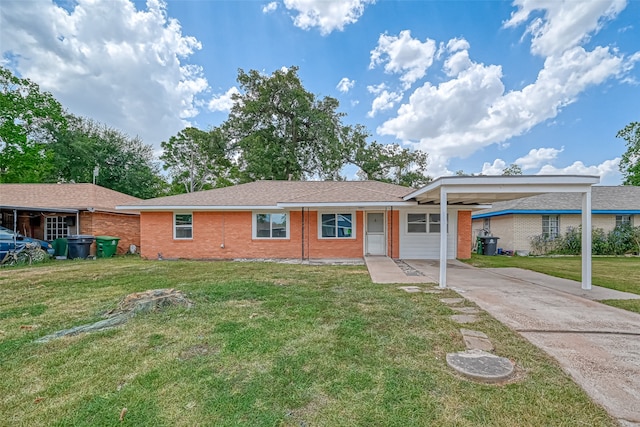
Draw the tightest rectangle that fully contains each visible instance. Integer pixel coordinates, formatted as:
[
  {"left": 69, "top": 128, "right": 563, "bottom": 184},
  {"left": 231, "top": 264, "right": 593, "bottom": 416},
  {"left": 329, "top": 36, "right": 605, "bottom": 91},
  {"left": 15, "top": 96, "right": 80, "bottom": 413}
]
[
  {"left": 140, "top": 210, "right": 366, "bottom": 260},
  {"left": 457, "top": 210, "right": 472, "bottom": 259},
  {"left": 387, "top": 209, "right": 400, "bottom": 258},
  {"left": 80, "top": 211, "right": 140, "bottom": 255}
]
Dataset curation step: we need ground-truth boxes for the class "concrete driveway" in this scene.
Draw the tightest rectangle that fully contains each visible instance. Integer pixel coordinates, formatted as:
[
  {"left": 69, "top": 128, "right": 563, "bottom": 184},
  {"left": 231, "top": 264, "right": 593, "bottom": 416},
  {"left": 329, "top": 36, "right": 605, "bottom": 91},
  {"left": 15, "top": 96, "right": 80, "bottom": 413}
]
[{"left": 401, "top": 260, "right": 640, "bottom": 426}]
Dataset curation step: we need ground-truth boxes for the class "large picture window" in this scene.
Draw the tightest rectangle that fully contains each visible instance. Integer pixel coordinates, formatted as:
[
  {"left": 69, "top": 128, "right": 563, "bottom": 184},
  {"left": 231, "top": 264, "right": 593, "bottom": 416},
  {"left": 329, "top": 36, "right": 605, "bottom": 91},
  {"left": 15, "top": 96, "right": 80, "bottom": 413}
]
[
  {"left": 542, "top": 215, "right": 559, "bottom": 238},
  {"left": 320, "top": 213, "right": 353, "bottom": 238},
  {"left": 174, "top": 213, "right": 193, "bottom": 239},
  {"left": 254, "top": 213, "right": 288, "bottom": 239},
  {"left": 407, "top": 213, "right": 427, "bottom": 233}
]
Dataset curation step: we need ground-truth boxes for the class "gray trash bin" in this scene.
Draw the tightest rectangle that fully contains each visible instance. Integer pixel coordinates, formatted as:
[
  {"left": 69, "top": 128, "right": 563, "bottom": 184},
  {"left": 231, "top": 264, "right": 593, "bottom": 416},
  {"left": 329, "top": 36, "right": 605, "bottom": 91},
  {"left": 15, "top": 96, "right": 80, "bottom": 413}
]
[
  {"left": 480, "top": 236, "right": 500, "bottom": 256},
  {"left": 67, "top": 235, "right": 95, "bottom": 259}
]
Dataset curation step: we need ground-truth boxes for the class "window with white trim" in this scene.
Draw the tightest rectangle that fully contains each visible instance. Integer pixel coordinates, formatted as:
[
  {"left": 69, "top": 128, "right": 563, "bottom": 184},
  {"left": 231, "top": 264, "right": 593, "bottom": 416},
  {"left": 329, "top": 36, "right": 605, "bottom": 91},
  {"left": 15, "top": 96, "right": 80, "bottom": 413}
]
[
  {"left": 407, "top": 213, "right": 427, "bottom": 233},
  {"left": 616, "top": 215, "right": 632, "bottom": 227},
  {"left": 45, "top": 216, "right": 69, "bottom": 240},
  {"left": 254, "top": 213, "right": 288, "bottom": 239},
  {"left": 320, "top": 213, "right": 353, "bottom": 238},
  {"left": 542, "top": 215, "right": 559, "bottom": 238},
  {"left": 174, "top": 213, "right": 193, "bottom": 239},
  {"left": 429, "top": 214, "right": 442, "bottom": 233}
]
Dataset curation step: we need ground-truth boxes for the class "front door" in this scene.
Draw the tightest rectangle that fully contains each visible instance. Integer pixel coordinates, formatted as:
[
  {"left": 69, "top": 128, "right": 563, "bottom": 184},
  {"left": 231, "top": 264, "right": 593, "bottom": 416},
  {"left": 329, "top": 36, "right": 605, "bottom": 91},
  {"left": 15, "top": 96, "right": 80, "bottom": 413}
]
[{"left": 366, "top": 212, "right": 386, "bottom": 255}]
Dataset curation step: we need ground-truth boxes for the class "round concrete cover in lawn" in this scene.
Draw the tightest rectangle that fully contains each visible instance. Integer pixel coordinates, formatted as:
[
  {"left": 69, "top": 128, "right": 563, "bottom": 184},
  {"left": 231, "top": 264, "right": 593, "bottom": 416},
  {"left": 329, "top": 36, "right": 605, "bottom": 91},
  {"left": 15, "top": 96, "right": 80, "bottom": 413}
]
[{"left": 446, "top": 349, "right": 515, "bottom": 383}]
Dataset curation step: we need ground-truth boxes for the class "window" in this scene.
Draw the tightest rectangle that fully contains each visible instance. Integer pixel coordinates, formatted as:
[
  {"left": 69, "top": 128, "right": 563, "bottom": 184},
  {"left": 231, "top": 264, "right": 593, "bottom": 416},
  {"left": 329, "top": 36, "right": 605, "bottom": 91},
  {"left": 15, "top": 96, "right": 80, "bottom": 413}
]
[
  {"left": 616, "top": 215, "right": 632, "bottom": 227},
  {"left": 542, "top": 215, "right": 559, "bottom": 238},
  {"left": 320, "top": 213, "right": 353, "bottom": 238},
  {"left": 45, "top": 216, "right": 69, "bottom": 240},
  {"left": 407, "top": 213, "right": 427, "bottom": 233},
  {"left": 254, "top": 213, "right": 288, "bottom": 239},
  {"left": 174, "top": 213, "right": 193, "bottom": 239},
  {"left": 429, "top": 214, "right": 442, "bottom": 233}
]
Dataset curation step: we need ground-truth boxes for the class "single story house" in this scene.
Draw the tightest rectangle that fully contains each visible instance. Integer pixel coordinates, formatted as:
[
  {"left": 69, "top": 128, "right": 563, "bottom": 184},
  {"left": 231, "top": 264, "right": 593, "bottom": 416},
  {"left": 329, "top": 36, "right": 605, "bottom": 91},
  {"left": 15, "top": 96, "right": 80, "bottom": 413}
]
[
  {"left": 118, "top": 179, "right": 476, "bottom": 261},
  {"left": 472, "top": 186, "right": 640, "bottom": 254},
  {"left": 0, "top": 183, "right": 141, "bottom": 254},
  {"left": 118, "top": 176, "right": 601, "bottom": 289}
]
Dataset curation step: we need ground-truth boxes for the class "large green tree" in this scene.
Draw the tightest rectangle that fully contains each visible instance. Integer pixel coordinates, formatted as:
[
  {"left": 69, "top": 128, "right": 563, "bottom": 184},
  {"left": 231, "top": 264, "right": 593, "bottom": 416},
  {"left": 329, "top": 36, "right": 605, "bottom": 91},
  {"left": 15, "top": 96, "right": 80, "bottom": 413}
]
[
  {"left": 160, "top": 126, "right": 234, "bottom": 193},
  {"left": 0, "top": 67, "right": 66, "bottom": 182},
  {"left": 344, "top": 125, "right": 431, "bottom": 187},
  {"left": 48, "top": 116, "right": 166, "bottom": 199},
  {"left": 224, "top": 67, "right": 346, "bottom": 181},
  {"left": 618, "top": 122, "right": 640, "bottom": 185}
]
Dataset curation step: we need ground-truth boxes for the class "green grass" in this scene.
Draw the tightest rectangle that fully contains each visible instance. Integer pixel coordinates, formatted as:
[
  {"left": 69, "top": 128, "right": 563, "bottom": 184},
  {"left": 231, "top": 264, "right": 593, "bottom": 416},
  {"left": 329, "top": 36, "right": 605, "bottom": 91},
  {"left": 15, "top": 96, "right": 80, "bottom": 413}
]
[
  {"left": 0, "top": 258, "right": 617, "bottom": 426},
  {"left": 464, "top": 254, "right": 640, "bottom": 313}
]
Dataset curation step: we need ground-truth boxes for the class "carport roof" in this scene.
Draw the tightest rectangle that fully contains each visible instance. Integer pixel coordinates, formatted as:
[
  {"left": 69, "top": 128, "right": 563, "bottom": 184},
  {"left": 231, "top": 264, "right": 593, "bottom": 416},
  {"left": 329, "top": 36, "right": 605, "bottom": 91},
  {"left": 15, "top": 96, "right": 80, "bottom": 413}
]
[{"left": 404, "top": 175, "right": 601, "bottom": 205}]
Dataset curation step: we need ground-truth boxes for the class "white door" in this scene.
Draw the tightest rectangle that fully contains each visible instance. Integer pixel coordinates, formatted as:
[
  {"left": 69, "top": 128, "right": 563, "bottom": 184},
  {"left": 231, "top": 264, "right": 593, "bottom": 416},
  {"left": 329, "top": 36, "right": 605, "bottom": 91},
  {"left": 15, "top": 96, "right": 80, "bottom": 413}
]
[{"left": 366, "top": 212, "right": 386, "bottom": 255}]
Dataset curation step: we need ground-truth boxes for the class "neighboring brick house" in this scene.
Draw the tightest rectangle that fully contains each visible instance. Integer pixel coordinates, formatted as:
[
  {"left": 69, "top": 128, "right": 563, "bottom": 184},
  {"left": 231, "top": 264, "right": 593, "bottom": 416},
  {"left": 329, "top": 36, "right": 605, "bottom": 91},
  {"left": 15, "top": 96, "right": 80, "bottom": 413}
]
[
  {"left": 0, "top": 183, "right": 141, "bottom": 255},
  {"left": 117, "top": 180, "right": 477, "bottom": 261},
  {"left": 472, "top": 186, "right": 640, "bottom": 254}
]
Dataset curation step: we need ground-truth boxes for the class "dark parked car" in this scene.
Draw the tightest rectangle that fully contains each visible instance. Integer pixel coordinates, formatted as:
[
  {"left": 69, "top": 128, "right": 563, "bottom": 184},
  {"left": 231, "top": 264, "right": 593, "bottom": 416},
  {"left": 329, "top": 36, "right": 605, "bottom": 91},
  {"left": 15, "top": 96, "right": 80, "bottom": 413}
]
[{"left": 0, "top": 226, "right": 55, "bottom": 259}]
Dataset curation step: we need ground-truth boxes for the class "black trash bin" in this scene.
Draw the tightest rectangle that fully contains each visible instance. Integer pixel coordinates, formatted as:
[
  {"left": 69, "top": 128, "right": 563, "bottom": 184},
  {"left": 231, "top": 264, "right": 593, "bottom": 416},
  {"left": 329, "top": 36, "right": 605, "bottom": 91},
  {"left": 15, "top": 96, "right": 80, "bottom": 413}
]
[
  {"left": 479, "top": 236, "right": 500, "bottom": 256},
  {"left": 67, "top": 235, "right": 95, "bottom": 259}
]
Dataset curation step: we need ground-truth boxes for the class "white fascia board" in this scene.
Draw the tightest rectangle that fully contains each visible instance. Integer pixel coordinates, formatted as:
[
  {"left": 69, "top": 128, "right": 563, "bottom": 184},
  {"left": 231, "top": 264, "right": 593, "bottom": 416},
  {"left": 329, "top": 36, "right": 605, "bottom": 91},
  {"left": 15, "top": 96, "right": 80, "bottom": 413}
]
[
  {"left": 405, "top": 175, "right": 600, "bottom": 201},
  {"left": 276, "top": 201, "right": 417, "bottom": 208},
  {"left": 116, "top": 205, "right": 282, "bottom": 211}
]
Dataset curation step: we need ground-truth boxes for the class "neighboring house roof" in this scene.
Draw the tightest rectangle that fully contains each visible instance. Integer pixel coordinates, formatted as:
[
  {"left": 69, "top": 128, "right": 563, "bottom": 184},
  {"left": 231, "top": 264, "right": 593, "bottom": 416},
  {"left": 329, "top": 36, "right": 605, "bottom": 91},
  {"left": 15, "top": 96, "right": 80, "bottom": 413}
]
[
  {"left": 119, "top": 180, "right": 416, "bottom": 210},
  {"left": 473, "top": 186, "right": 640, "bottom": 218},
  {"left": 0, "top": 183, "right": 142, "bottom": 214}
]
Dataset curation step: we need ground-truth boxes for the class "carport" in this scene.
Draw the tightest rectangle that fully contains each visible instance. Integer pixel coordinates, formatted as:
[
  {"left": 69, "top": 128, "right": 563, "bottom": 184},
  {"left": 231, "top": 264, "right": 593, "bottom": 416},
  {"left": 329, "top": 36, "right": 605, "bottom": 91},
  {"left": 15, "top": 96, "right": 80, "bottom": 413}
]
[{"left": 403, "top": 175, "right": 601, "bottom": 290}]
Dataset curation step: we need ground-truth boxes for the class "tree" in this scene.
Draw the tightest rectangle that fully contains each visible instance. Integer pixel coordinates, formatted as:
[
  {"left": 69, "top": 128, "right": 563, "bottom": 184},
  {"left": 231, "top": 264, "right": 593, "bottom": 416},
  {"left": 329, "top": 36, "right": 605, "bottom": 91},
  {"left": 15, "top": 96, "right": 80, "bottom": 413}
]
[
  {"left": 502, "top": 163, "right": 523, "bottom": 175},
  {"left": 0, "top": 67, "right": 66, "bottom": 182},
  {"left": 160, "top": 127, "right": 234, "bottom": 193},
  {"left": 224, "top": 67, "right": 346, "bottom": 181},
  {"left": 344, "top": 125, "right": 431, "bottom": 187},
  {"left": 48, "top": 116, "right": 166, "bottom": 199},
  {"left": 618, "top": 122, "right": 640, "bottom": 185}
]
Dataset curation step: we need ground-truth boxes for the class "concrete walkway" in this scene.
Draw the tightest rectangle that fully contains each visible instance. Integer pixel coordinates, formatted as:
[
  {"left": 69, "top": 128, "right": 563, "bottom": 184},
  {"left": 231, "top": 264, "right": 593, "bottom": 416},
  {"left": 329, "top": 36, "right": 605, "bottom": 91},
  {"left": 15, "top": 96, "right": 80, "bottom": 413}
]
[{"left": 366, "top": 257, "right": 640, "bottom": 426}]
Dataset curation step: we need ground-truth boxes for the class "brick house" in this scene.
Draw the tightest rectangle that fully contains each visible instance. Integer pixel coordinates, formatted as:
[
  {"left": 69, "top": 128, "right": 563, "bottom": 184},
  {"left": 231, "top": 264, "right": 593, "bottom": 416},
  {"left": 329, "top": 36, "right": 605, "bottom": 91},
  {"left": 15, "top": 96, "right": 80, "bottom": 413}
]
[
  {"left": 0, "top": 183, "right": 141, "bottom": 254},
  {"left": 119, "top": 175, "right": 601, "bottom": 288},
  {"left": 472, "top": 186, "right": 640, "bottom": 255},
  {"left": 117, "top": 180, "right": 476, "bottom": 261}
]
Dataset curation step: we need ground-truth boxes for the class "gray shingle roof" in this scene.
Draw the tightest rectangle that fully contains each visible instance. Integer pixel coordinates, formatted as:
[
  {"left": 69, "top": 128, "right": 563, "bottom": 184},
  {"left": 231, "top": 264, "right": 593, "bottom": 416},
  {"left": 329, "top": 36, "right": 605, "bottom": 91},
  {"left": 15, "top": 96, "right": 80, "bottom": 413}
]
[
  {"left": 475, "top": 186, "right": 640, "bottom": 216},
  {"left": 0, "top": 183, "right": 141, "bottom": 213},
  {"left": 126, "top": 180, "right": 413, "bottom": 208}
]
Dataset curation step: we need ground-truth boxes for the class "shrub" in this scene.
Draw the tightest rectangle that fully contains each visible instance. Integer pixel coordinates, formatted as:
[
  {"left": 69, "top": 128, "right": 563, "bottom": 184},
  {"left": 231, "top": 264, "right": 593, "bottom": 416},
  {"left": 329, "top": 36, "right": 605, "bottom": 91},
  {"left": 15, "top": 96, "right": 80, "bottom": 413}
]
[{"left": 529, "top": 224, "right": 640, "bottom": 255}]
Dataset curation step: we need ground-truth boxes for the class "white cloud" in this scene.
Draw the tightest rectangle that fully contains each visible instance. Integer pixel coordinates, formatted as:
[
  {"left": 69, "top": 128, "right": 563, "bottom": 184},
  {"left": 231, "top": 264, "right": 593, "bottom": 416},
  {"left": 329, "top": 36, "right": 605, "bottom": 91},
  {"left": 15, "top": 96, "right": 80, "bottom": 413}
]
[
  {"left": 504, "top": 0, "right": 627, "bottom": 57},
  {"left": 283, "top": 0, "right": 374, "bottom": 35},
  {"left": 367, "top": 90, "right": 402, "bottom": 118},
  {"left": 0, "top": 0, "right": 207, "bottom": 147},
  {"left": 481, "top": 159, "right": 507, "bottom": 175},
  {"left": 336, "top": 77, "right": 355, "bottom": 93},
  {"left": 538, "top": 158, "right": 620, "bottom": 182},
  {"left": 378, "top": 44, "right": 634, "bottom": 167},
  {"left": 262, "top": 2, "right": 278, "bottom": 13},
  {"left": 370, "top": 30, "right": 437, "bottom": 89},
  {"left": 366, "top": 83, "right": 387, "bottom": 94},
  {"left": 208, "top": 86, "right": 240, "bottom": 112},
  {"left": 515, "top": 147, "right": 563, "bottom": 170}
]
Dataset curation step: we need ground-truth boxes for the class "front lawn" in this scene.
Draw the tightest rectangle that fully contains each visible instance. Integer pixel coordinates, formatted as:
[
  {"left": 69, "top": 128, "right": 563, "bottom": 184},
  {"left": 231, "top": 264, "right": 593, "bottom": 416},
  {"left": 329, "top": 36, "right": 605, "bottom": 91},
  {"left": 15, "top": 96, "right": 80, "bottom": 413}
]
[
  {"left": 464, "top": 255, "right": 640, "bottom": 313},
  {"left": 0, "top": 258, "right": 615, "bottom": 426}
]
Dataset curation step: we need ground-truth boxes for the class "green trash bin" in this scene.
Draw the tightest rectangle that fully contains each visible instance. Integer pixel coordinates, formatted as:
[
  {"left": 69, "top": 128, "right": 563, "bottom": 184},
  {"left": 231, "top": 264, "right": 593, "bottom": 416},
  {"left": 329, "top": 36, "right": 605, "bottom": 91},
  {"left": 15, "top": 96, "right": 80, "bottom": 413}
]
[
  {"left": 52, "top": 238, "right": 68, "bottom": 258},
  {"left": 95, "top": 236, "right": 120, "bottom": 258}
]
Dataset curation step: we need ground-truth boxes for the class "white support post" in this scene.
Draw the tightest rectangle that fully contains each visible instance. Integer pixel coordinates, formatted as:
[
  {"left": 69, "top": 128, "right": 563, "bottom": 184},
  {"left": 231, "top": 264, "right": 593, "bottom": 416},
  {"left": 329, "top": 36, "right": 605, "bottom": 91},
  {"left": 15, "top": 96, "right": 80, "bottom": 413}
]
[
  {"left": 439, "top": 187, "right": 448, "bottom": 288},
  {"left": 581, "top": 189, "right": 592, "bottom": 290}
]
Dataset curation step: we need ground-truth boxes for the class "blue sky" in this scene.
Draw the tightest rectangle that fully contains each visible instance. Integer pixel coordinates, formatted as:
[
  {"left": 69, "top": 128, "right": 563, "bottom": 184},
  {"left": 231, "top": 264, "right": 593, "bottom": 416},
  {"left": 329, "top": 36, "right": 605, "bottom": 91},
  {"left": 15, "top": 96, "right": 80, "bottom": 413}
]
[{"left": 2, "top": 0, "right": 639, "bottom": 184}]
